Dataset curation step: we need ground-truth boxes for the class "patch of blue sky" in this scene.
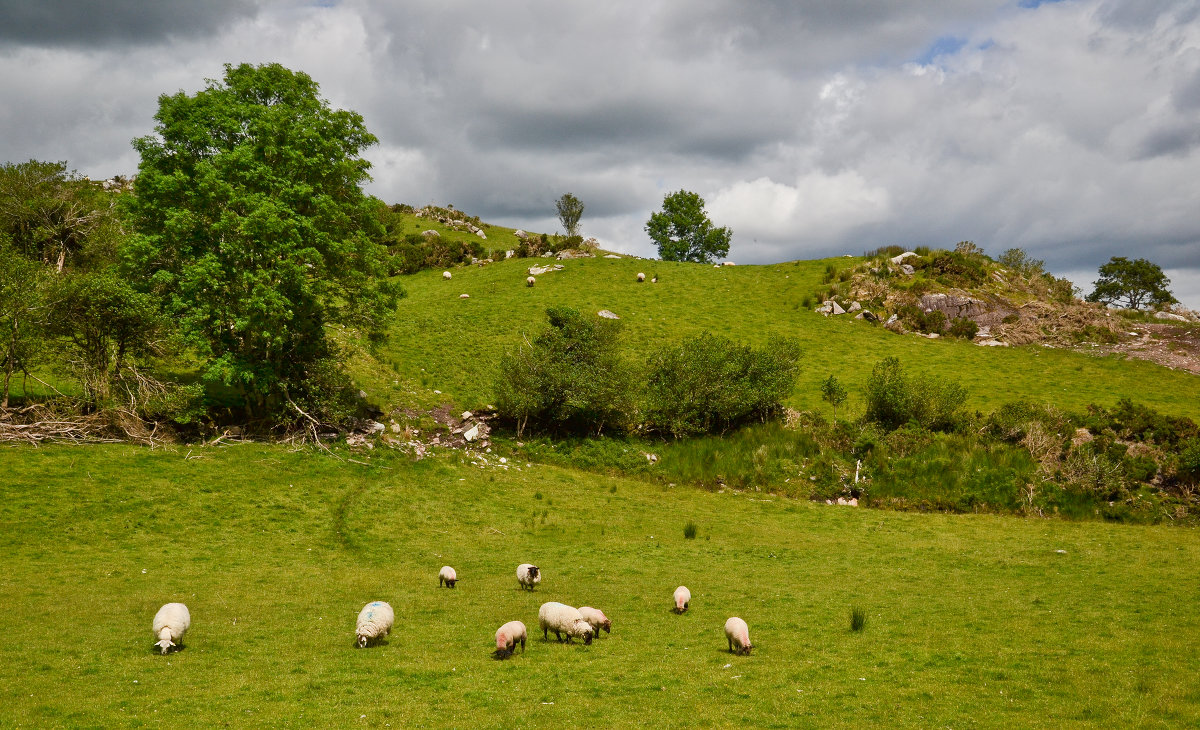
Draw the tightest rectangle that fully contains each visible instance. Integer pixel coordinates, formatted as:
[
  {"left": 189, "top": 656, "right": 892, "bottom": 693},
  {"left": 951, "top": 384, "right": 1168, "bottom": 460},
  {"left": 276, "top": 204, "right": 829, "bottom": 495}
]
[
  {"left": 915, "top": 35, "right": 968, "bottom": 65},
  {"left": 1018, "top": 0, "right": 1066, "bottom": 8}
]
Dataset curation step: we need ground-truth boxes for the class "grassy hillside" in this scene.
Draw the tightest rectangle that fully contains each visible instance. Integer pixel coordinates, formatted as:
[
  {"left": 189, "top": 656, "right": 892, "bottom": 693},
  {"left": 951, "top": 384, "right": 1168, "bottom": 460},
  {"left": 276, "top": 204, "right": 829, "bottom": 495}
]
[
  {"left": 371, "top": 255, "right": 1200, "bottom": 419},
  {"left": 2, "top": 443, "right": 1198, "bottom": 727}
]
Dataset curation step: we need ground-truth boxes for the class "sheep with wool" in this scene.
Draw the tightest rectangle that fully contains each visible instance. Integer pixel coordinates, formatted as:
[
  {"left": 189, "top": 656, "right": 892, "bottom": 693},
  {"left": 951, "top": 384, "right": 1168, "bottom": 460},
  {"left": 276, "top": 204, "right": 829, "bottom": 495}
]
[
  {"left": 438, "top": 565, "right": 458, "bottom": 588},
  {"left": 636, "top": 272, "right": 645, "bottom": 282},
  {"left": 152, "top": 602, "right": 191, "bottom": 655},
  {"left": 494, "top": 620, "right": 527, "bottom": 658},
  {"left": 526, "top": 276, "right": 536, "bottom": 287},
  {"left": 538, "top": 602, "right": 594, "bottom": 645},
  {"left": 578, "top": 606, "right": 611, "bottom": 637},
  {"left": 442, "top": 271, "right": 452, "bottom": 280},
  {"left": 673, "top": 586, "right": 691, "bottom": 614},
  {"left": 355, "top": 601, "right": 394, "bottom": 648},
  {"left": 725, "top": 616, "right": 753, "bottom": 655},
  {"left": 516, "top": 563, "right": 541, "bottom": 591}
]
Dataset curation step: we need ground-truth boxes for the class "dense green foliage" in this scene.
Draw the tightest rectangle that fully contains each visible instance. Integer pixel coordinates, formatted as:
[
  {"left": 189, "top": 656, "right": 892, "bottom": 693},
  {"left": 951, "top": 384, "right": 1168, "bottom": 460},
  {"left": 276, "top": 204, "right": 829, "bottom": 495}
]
[
  {"left": 3, "top": 444, "right": 1199, "bottom": 727},
  {"left": 0, "top": 238, "right": 51, "bottom": 406},
  {"left": 645, "top": 189, "right": 731, "bottom": 263},
  {"left": 1086, "top": 256, "right": 1177, "bottom": 310},
  {"left": 644, "top": 333, "right": 801, "bottom": 437},
  {"left": 820, "top": 374, "right": 848, "bottom": 420},
  {"left": 126, "top": 62, "right": 399, "bottom": 421},
  {"left": 863, "top": 356, "right": 968, "bottom": 432},
  {"left": 555, "top": 192, "right": 584, "bottom": 238},
  {"left": 494, "top": 306, "right": 634, "bottom": 437}
]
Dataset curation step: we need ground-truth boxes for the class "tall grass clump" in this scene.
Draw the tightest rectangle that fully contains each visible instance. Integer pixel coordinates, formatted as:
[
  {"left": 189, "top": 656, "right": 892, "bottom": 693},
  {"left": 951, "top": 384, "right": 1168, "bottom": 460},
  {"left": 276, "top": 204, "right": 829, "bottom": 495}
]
[
  {"left": 850, "top": 606, "right": 867, "bottom": 632},
  {"left": 684, "top": 521, "right": 698, "bottom": 539}
]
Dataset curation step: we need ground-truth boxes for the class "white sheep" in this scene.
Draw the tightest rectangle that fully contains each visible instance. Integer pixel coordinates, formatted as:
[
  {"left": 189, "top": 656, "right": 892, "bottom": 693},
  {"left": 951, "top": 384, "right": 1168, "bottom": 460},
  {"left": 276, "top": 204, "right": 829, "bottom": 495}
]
[
  {"left": 725, "top": 616, "right": 752, "bottom": 655},
  {"left": 527, "top": 276, "right": 536, "bottom": 287},
  {"left": 578, "top": 606, "right": 611, "bottom": 637},
  {"left": 438, "top": 565, "right": 458, "bottom": 588},
  {"left": 538, "top": 602, "right": 594, "bottom": 645},
  {"left": 516, "top": 563, "right": 540, "bottom": 591},
  {"left": 356, "top": 601, "right": 395, "bottom": 648},
  {"left": 636, "top": 272, "right": 645, "bottom": 282},
  {"left": 442, "top": 271, "right": 452, "bottom": 280},
  {"left": 673, "top": 586, "right": 691, "bottom": 614},
  {"left": 152, "top": 602, "right": 191, "bottom": 655},
  {"left": 494, "top": 620, "right": 527, "bottom": 657}
]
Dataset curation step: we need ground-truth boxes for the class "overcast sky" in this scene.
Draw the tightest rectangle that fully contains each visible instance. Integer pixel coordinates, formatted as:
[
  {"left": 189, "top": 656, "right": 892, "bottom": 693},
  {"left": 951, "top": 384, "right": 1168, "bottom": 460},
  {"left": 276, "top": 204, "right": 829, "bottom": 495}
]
[{"left": 2, "top": 0, "right": 1198, "bottom": 308}]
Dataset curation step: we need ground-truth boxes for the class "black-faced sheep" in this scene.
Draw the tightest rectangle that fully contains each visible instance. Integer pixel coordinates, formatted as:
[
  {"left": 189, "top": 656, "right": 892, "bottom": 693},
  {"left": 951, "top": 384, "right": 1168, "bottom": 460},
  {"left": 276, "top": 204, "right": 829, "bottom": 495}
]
[
  {"left": 438, "top": 566, "right": 458, "bottom": 588},
  {"left": 538, "top": 602, "right": 593, "bottom": 645},
  {"left": 152, "top": 602, "right": 190, "bottom": 655},
  {"left": 516, "top": 563, "right": 540, "bottom": 591},
  {"left": 356, "top": 601, "right": 394, "bottom": 648},
  {"left": 725, "top": 616, "right": 752, "bottom": 655},
  {"left": 495, "top": 620, "right": 527, "bottom": 658}
]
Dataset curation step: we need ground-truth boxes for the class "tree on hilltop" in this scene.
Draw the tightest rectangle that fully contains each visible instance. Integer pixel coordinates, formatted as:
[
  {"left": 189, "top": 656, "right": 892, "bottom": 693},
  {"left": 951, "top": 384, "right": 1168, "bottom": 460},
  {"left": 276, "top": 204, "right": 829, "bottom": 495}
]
[
  {"left": 555, "top": 193, "right": 584, "bottom": 238},
  {"left": 127, "top": 62, "right": 400, "bottom": 421},
  {"left": 645, "top": 189, "right": 731, "bottom": 263},
  {"left": 1085, "top": 256, "right": 1176, "bottom": 310}
]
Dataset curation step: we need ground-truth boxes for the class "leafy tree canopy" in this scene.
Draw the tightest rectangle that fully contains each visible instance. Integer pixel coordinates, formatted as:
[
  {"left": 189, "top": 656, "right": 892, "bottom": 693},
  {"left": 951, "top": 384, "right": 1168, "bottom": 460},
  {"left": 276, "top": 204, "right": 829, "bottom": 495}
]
[
  {"left": 645, "top": 189, "right": 731, "bottom": 263},
  {"left": 1085, "top": 256, "right": 1177, "bottom": 310},
  {"left": 126, "top": 63, "right": 400, "bottom": 419},
  {"left": 555, "top": 192, "right": 584, "bottom": 238}
]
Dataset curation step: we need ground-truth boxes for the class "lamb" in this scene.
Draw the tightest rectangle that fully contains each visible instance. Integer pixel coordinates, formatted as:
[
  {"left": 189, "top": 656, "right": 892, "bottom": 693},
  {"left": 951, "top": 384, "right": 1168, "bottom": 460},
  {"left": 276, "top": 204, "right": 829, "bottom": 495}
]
[
  {"left": 355, "top": 601, "right": 395, "bottom": 648},
  {"left": 516, "top": 563, "right": 540, "bottom": 591},
  {"left": 527, "top": 276, "right": 536, "bottom": 287},
  {"left": 578, "top": 606, "right": 611, "bottom": 637},
  {"left": 725, "top": 616, "right": 753, "bottom": 655},
  {"left": 438, "top": 565, "right": 458, "bottom": 588},
  {"left": 673, "top": 586, "right": 691, "bottom": 614},
  {"left": 442, "top": 271, "right": 452, "bottom": 280},
  {"left": 152, "top": 602, "right": 191, "bottom": 655},
  {"left": 538, "top": 602, "right": 594, "bottom": 645},
  {"left": 494, "top": 620, "right": 527, "bottom": 658},
  {"left": 636, "top": 272, "right": 645, "bottom": 282}
]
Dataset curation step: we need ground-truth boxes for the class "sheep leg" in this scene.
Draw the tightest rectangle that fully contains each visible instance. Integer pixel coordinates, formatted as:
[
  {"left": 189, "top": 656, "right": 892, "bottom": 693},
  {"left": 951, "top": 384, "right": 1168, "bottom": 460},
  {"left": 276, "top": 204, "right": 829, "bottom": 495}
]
[
  {"left": 520, "top": 638, "right": 526, "bottom": 652},
  {"left": 543, "top": 627, "right": 549, "bottom": 640},
  {"left": 554, "top": 630, "right": 563, "bottom": 642},
  {"left": 728, "top": 637, "right": 734, "bottom": 653}
]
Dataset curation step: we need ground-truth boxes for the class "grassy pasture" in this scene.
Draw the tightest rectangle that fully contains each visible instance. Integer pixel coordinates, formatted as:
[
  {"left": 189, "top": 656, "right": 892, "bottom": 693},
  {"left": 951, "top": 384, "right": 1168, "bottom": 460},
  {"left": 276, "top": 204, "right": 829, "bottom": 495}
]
[
  {"left": 375, "top": 256, "right": 1200, "bottom": 419},
  {"left": 2, "top": 443, "right": 1198, "bottom": 727}
]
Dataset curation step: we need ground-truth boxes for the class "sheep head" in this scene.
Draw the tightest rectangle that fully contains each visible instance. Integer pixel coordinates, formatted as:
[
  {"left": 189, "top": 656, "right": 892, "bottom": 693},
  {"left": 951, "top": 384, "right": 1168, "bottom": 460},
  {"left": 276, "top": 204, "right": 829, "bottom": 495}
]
[
  {"left": 156, "top": 639, "right": 175, "bottom": 654},
  {"left": 357, "top": 634, "right": 369, "bottom": 649}
]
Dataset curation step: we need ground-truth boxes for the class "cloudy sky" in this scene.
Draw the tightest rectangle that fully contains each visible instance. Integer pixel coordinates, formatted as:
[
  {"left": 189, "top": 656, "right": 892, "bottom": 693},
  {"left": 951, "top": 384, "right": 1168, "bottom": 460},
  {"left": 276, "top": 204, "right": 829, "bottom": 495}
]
[{"left": 2, "top": 0, "right": 1199, "bottom": 307}]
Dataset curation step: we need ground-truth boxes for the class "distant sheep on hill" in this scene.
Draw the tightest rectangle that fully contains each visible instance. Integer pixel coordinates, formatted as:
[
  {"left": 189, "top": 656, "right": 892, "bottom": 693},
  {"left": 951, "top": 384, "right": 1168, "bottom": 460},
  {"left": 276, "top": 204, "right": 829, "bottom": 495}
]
[
  {"left": 637, "top": 272, "right": 645, "bottom": 282},
  {"left": 152, "top": 602, "right": 190, "bottom": 655},
  {"left": 538, "top": 602, "right": 593, "bottom": 644},
  {"left": 495, "top": 621, "right": 526, "bottom": 658},
  {"left": 578, "top": 606, "right": 611, "bottom": 637},
  {"left": 673, "top": 586, "right": 690, "bottom": 614},
  {"left": 438, "top": 566, "right": 457, "bottom": 588},
  {"left": 443, "top": 271, "right": 452, "bottom": 280},
  {"left": 527, "top": 276, "right": 536, "bottom": 287},
  {"left": 516, "top": 564, "right": 540, "bottom": 590},
  {"left": 356, "top": 601, "right": 394, "bottom": 648},
  {"left": 725, "top": 617, "right": 752, "bottom": 655}
]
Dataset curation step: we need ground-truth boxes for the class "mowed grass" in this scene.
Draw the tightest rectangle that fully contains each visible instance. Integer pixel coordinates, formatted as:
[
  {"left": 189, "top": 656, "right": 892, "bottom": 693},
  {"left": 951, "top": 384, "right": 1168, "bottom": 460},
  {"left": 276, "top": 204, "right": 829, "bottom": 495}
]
[
  {"left": 2, "top": 444, "right": 1199, "bottom": 727},
  {"left": 377, "top": 256, "right": 1200, "bottom": 419}
]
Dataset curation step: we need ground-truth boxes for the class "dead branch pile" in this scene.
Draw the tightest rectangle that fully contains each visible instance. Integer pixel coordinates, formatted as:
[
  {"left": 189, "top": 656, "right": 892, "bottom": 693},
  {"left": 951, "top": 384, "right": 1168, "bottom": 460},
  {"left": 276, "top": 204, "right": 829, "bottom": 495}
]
[{"left": 0, "top": 403, "right": 169, "bottom": 447}]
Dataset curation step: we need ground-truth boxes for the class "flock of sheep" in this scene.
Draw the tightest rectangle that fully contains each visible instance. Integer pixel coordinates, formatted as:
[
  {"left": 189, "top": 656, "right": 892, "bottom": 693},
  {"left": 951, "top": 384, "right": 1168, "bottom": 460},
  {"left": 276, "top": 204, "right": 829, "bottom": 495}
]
[{"left": 151, "top": 563, "right": 753, "bottom": 658}]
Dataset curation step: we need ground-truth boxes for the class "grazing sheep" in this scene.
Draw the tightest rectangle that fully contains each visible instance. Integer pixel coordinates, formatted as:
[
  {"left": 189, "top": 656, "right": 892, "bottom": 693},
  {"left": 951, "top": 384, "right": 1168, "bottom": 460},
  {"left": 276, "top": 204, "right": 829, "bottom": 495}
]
[
  {"left": 527, "top": 276, "right": 536, "bottom": 287},
  {"left": 516, "top": 563, "right": 540, "bottom": 591},
  {"left": 152, "top": 602, "right": 191, "bottom": 655},
  {"left": 495, "top": 621, "right": 527, "bottom": 658},
  {"left": 673, "top": 586, "right": 691, "bottom": 614},
  {"left": 356, "top": 601, "right": 395, "bottom": 648},
  {"left": 725, "top": 617, "right": 752, "bottom": 655},
  {"left": 438, "top": 566, "right": 457, "bottom": 588},
  {"left": 578, "top": 606, "right": 611, "bottom": 637},
  {"left": 538, "top": 602, "right": 594, "bottom": 645},
  {"left": 443, "top": 271, "right": 452, "bottom": 280},
  {"left": 636, "top": 272, "right": 645, "bottom": 282}
]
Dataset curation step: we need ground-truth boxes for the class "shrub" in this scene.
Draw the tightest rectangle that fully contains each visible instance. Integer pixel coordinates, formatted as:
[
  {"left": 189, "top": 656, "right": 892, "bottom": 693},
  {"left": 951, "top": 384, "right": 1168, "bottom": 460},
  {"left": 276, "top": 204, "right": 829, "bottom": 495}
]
[
  {"left": 494, "top": 306, "right": 636, "bottom": 437},
  {"left": 947, "top": 317, "right": 979, "bottom": 340},
  {"left": 1176, "top": 439, "right": 1200, "bottom": 485},
  {"left": 863, "top": 356, "right": 967, "bottom": 432},
  {"left": 644, "top": 333, "right": 801, "bottom": 438}
]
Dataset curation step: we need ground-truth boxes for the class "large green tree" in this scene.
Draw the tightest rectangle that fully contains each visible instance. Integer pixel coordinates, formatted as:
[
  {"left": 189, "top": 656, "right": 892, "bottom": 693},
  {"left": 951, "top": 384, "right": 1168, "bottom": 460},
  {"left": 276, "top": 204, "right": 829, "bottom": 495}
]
[
  {"left": 1085, "top": 256, "right": 1177, "bottom": 310},
  {"left": 645, "top": 189, "right": 731, "bottom": 263},
  {"left": 555, "top": 192, "right": 584, "bottom": 238},
  {"left": 126, "top": 63, "right": 399, "bottom": 419}
]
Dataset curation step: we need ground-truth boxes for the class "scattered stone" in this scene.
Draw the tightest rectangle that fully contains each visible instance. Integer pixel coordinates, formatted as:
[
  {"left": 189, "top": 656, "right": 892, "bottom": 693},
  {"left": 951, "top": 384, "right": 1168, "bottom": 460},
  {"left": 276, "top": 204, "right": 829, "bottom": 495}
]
[
  {"left": 900, "top": 264, "right": 915, "bottom": 275},
  {"left": 462, "top": 411, "right": 473, "bottom": 421},
  {"left": 976, "top": 339, "right": 1008, "bottom": 347},
  {"left": 1154, "top": 311, "right": 1189, "bottom": 322},
  {"left": 514, "top": 229, "right": 527, "bottom": 239},
  {"left": 604, "top": 254, "right": 622, "bottom": 259},
  {"left": 890, "top": 251, "right": 919, "bottom": 265},
  {"left": 597, "top": 309, "right": 620, "bottom": 319},
  {"left": 463, "top": 425, "right": 479, "bottom": 442},
  {"left": 423, "top": 230, "right": 440, "bottom": 237},
  {"left": 848, "top": 301, "right": 862, "bottom": 313},
  {"left": 459, "top": 293, "right": 470, "bottom": 299}
]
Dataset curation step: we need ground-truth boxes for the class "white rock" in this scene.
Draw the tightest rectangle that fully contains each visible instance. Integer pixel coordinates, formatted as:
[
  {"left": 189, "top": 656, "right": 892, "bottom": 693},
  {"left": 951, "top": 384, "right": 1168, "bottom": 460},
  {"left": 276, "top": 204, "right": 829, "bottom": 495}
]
[
  {"left": 1154, "top": 311, "right": 1189, "bottom": 322},
  {"left": 464, "top": 425, "right": 479, "bottom": 442},
  {"left": 459, "top": 293, "right": 470, "bottom": 299},
  {"left": 462, "top": 411, "right": 473, "bottom": 420},
  {"left": 442, "top": 271, "right": 452, "bottom": 280},
  {"left": 604, "top": 254, "right": 622, "bottom": 258},
  {"left": 597, "top": 310, "right": 620, "bottom": 319},
  {"left": 848, "top": 301, "right": 862, "bottom": 313},
  {"left": 889, "top": 251, "right": 919, "bottom": 265}
]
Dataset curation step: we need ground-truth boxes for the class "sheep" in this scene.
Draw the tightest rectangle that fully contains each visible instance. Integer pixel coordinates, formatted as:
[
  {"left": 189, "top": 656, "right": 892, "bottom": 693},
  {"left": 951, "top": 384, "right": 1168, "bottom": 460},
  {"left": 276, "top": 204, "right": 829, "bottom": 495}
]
[
  {"left": 442, "top": 271, "right": 452, "bottom": 280},
  {"left": 673, "top": 586, "right": 691, "bottom": 614},
  {"left": 538, "top": 602, "right": 593, "bottom": 645},
  {"left": 152, "top": 602, "right": 191, "bottom": 655},
  {"left": 578, "top": 606, "right": 611, "bottom": 637},
  {"left": 636, "top": 272, "right": 645, "bottom": 282},
  {"left": 438, "top": 565, "right": 457, "bottom": 588},
  {"left": 527, "top": 276, "right": 536, "bottom": 287},
  {"left": 516, "top": 563, "right": 540, "bottom": 591},
  {"left": 355, "top": 601, "right": 395, "bottom": 648},
  {"left": 725, "top": 617, "right": 752, "bottom": 655},
  {"left": 494, "top": 620, "right": 527, "bottom": 658}
]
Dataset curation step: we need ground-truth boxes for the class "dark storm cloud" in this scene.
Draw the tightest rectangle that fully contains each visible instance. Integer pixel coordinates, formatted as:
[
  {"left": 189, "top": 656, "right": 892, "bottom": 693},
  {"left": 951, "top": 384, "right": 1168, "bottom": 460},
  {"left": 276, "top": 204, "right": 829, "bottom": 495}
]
[{"left": 0, "top": 0, "right": 260, "bottom": 47}]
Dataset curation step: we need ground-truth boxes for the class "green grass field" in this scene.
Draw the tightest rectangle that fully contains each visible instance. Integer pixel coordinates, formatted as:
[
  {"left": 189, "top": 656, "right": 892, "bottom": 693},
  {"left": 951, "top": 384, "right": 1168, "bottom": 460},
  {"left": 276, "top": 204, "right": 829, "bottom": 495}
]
[
  {"left": 373, "top": 256, "right": 1200, "bottom": 420},
  {"left": 3, "top": 443, "right": 1198, "bottom": 727}
]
